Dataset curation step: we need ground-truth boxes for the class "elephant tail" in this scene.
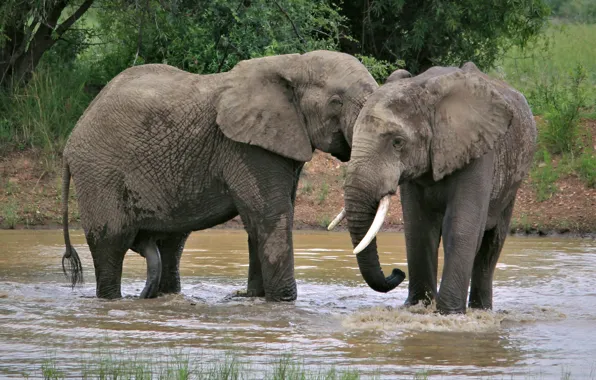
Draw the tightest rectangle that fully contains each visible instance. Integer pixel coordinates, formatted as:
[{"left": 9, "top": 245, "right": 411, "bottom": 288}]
[{"left": 61, "top": 161, "right": 83, "bottom": 288}]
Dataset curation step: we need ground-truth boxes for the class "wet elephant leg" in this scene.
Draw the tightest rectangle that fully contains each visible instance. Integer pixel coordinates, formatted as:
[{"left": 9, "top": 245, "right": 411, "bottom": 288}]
[
  {"left": 246, "top": 233, "right": 266, "bottom": 296},
  {"left": 436, "top": 156, "right": 494, "bottom": 314},
  {"left": 468, "top": 199, "right": 515, "bottom": 310},
  {"left": 401, "top": 182, "right": 443, "bottom": 307},
  {"left": 157, "top": 232, "right": 190, "bottom": 295},
  {"left": 232, "top": 231, "right": 266, "bottom": 298},
  {"left": 258, "top": 210, "right": 296, "bottom": 302},
  {"left": 135, "top": 233, "right": 162, "bottom": 299},
  {"left": 233, "top": 164, "right": 302, "bottom": 299},
  {"left": 87, "top": 231, "right": 131, "bottom": 300}
]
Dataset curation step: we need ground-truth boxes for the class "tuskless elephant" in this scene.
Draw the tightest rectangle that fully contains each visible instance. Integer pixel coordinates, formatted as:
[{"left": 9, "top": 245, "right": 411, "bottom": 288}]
[
  {"left": 61, "top": 50, "right": 378, "bottom": 302},
  {"left": 328, "top": 62, "right": 537, "bottom": 314}
]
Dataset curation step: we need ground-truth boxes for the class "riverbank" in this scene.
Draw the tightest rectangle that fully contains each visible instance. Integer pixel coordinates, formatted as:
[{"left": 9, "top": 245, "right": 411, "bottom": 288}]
[{"left": 1, "top": 119, "right": 595, "bottom": 236}]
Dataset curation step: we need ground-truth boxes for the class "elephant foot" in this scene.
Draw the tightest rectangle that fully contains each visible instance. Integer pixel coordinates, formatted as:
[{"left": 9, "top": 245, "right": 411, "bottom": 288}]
[
  {"left": 158, "top": 274, "right": 181, "bottom": 295},
  {"left": 264, "top": 282, "right": 297, "bottom": 302},
  {"left": 404, "top": 293, "right": 435, "bottom": 308},
  {"left": 231, "top": 288, "right": 266, "bottom": 298},
  {"left": 96, "top": 287, "right": 123, "bottom": 300}
]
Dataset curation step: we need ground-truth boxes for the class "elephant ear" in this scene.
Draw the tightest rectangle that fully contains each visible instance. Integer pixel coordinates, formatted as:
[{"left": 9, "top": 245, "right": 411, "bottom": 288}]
[
  {"left": 427, "top": 70, "right": 513, "bottom": 181},
  {"left": 215, "top": 54, "right": 313, "bottom": 162}
]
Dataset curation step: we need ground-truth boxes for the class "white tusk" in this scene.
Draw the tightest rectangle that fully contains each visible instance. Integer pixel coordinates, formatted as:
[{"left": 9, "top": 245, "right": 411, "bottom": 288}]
[
  {"left": 353, "top": 195, "right": 391, "bottom": 254},
  {"left": 327, "top": 208, "right": 346, "bottom": 231}
]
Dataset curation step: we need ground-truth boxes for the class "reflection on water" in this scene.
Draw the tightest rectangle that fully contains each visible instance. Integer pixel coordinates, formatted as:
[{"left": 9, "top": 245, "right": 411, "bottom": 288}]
[{"left": 0, "top": 229, "right": 595, "bottom": 378}]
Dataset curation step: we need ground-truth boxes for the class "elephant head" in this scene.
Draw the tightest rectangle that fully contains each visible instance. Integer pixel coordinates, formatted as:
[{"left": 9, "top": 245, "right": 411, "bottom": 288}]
[
  {"left": 340, "top": 64, "right": 513, "bottom": 293},
  {"left": 215, "top": 51, "right": 379, "bottom": 162}
]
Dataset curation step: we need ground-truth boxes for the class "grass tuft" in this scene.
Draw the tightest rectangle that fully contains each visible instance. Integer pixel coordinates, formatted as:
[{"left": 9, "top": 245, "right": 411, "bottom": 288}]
[
  {"left": 317, "top": 182, "right": 329, "bottom": 205},
  {"left": 1, "top": 199, "right": 19, "bottom": 229},
  {"left": 530, "top": 149, "right": 559, "bottom": 202}
]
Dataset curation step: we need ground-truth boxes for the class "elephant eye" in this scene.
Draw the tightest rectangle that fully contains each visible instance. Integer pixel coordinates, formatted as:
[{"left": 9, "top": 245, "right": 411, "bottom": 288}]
[
  {"left": 329, "top": 95, "right": 343, "bottom": 107},
  {"left": 392, "top": 137, "right": 405, "bottom": 150}
]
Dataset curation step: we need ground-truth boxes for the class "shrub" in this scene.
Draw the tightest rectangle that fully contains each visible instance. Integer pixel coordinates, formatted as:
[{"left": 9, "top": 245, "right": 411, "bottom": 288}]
[
  {"left": 535, "top": 64, "right": 588, "bottom": 155},
  {"left": 1, "top": 200, "right": 18, "bottom": 229},
  {"left": 0, "top": 63, "right": 93, "bottom": 154},
  {"left": 576, "top": 150, "right": 596, "bottom": 188}
]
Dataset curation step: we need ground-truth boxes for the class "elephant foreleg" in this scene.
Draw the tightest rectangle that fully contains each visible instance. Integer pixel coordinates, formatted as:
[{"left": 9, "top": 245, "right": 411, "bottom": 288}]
[
  {"left": 258, "top": 211, "right": 297, "bottom": 302},
  {"left": 437, "top": 155, "right": 494, "bottom": 314},
  {"left": 136, "top": 235, "right": 162, "bottom": 299},
  {"left": 157, "top": 232, "right": 190, "bottom": 295},
  {"left": 246, "top": 234, "right": 266, "bottom": 296},
  {"left": 401, "top": 183, "right": 443, "bottom": 307},
  {"left": 468, "top": 199, "right": 515, "bottom": 310},
  {"left": 233, "top": 233, "right": 266, "bottom": 297}
]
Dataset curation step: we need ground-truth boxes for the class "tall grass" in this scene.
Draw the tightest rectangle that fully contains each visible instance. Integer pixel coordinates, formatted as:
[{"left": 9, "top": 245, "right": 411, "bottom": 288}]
[
  {"left": 36, "top": 351, "right": 370, "bottom": 380},
  {"left": 0, "top": 63, "right": 93, "bottom": 155},
  {"left": 33, "top": 351, "right": 593, "bottom": 380},
  {"left": 495, "top": 22, "right": 596, "bottom": 192},
  {"left": 494, "top": 22, "right": 596, "bottom": 116}
]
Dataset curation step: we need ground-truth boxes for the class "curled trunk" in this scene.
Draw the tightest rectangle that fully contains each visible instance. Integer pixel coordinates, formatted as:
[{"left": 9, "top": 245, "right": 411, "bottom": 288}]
[{"left": 344, "top": 185, "right": 405, "bottom": 292}]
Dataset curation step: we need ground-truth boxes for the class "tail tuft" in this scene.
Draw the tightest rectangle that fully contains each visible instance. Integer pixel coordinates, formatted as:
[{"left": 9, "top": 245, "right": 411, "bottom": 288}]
[{"left": 62, "top": 246, "right": 83, "bottom": 288}]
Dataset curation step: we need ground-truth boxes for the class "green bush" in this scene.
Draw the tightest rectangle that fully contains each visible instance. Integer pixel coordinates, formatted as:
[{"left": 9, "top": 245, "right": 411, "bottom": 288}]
[
  {"left": 356, "top": 55, "right": 404, "bottom": 84},
  {"left": 0, "top": 63, "right": 93, "bottom": 154},
  {"left": 1, "top": 200, "right": 18, "bottom": 229},
  {"left": 535, "top": 64, "right": 587, "bottom": 155}
]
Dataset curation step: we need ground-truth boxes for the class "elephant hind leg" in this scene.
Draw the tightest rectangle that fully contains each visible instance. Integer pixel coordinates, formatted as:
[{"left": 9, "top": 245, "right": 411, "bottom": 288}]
[
  {"left": 157, "top": 232, "right": 190, "bottom": 295},
  {"left": 468, "top": 199, "right": 515, "bottom": 310},
  {"left": 134, "top": 232, "right": 162, "bottom": 299},
  {"left": 88, "top": 231, "right": 134, "bottom": 299}
]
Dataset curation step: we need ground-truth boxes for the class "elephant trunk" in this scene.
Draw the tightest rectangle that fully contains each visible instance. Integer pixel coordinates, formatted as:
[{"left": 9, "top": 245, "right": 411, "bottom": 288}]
[{"left": 344, "top": 168, "right": 405, "bottom": 293}]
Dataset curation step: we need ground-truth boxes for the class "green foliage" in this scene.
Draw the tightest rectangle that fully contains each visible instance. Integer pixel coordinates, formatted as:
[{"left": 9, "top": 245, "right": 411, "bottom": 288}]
[
  {"left": 530, "top": 149, "right": 559, "bottom": 202},
  {"left": 0, "top": 62, "right": 93, "bottom": 153},
  {"left": 536, "top": 64, "right": 588, "bottom": 155},
  {"left": 494, "top": 23, "right": 596, "bottom": 116},
  {"left": 1, "top": 199, "right": 18, "bottom": 229},
  {"left": 356, "top": 55, "right": 403, "bottom": 84},
  {"left": 318, "top": 215, "right": 331, "bottom": 228},
  {"left": 495, "top": 23, "right": 595, "bottom": 191},
  {"left": 576, "top": 150, "right": 596, "bottom": 188},
  {"left": 338, "top": 0, "right": 550, "bottom": 73},
  {"left": 546, "top": 0, "right": 596, "bottom": 23},
  {"left": 35, "top": 351, "right": 371, "bottom": 379},
  {"left": 41, "top": 357, "right": 64, "bottom": 380},
  {"left": 90, "top": 0, "right": 345, "bottom": 77}
]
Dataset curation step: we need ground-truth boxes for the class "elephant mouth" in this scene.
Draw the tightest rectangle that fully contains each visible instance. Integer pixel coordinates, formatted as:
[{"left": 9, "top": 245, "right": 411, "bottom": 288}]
[{"left": 328, "top": 130, "right": 351, "bottom": 162}]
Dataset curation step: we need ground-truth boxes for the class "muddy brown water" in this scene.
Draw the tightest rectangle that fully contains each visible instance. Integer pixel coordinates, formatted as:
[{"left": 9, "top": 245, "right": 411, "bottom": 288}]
[{"left": 0, "top": 229, "right": 595, "bottom": 379}]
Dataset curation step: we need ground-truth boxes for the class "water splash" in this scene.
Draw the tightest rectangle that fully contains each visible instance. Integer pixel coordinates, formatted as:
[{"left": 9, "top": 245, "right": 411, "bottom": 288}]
[{"left": 343, "top": 303, "right": 566, "bottom": 333}]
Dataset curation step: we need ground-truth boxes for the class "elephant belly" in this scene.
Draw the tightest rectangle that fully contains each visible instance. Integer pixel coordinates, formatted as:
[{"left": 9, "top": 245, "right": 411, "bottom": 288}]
[{"left": 139, "top": 192, "right": 239, "bottom": 233}]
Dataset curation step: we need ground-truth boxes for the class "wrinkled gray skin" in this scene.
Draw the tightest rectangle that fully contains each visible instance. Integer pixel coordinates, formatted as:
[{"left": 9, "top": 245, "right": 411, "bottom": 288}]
[
  {"left": 61, "top": 50, "right": 378, "bottom": 301},
  {"left": 344, "top": 62, "right": 537, "bottom": 314}
]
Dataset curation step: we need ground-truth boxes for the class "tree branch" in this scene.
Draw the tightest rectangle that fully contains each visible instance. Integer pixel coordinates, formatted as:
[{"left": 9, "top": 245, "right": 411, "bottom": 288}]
[
  {"left": 272, "top": 0, "right": 306, "bottom": 52},
  {"left": 132, "top": 0, "right": 147, "bottom": 66},
  {"left": 54, "top": 0, "right": 95, "bottom": 38}
]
